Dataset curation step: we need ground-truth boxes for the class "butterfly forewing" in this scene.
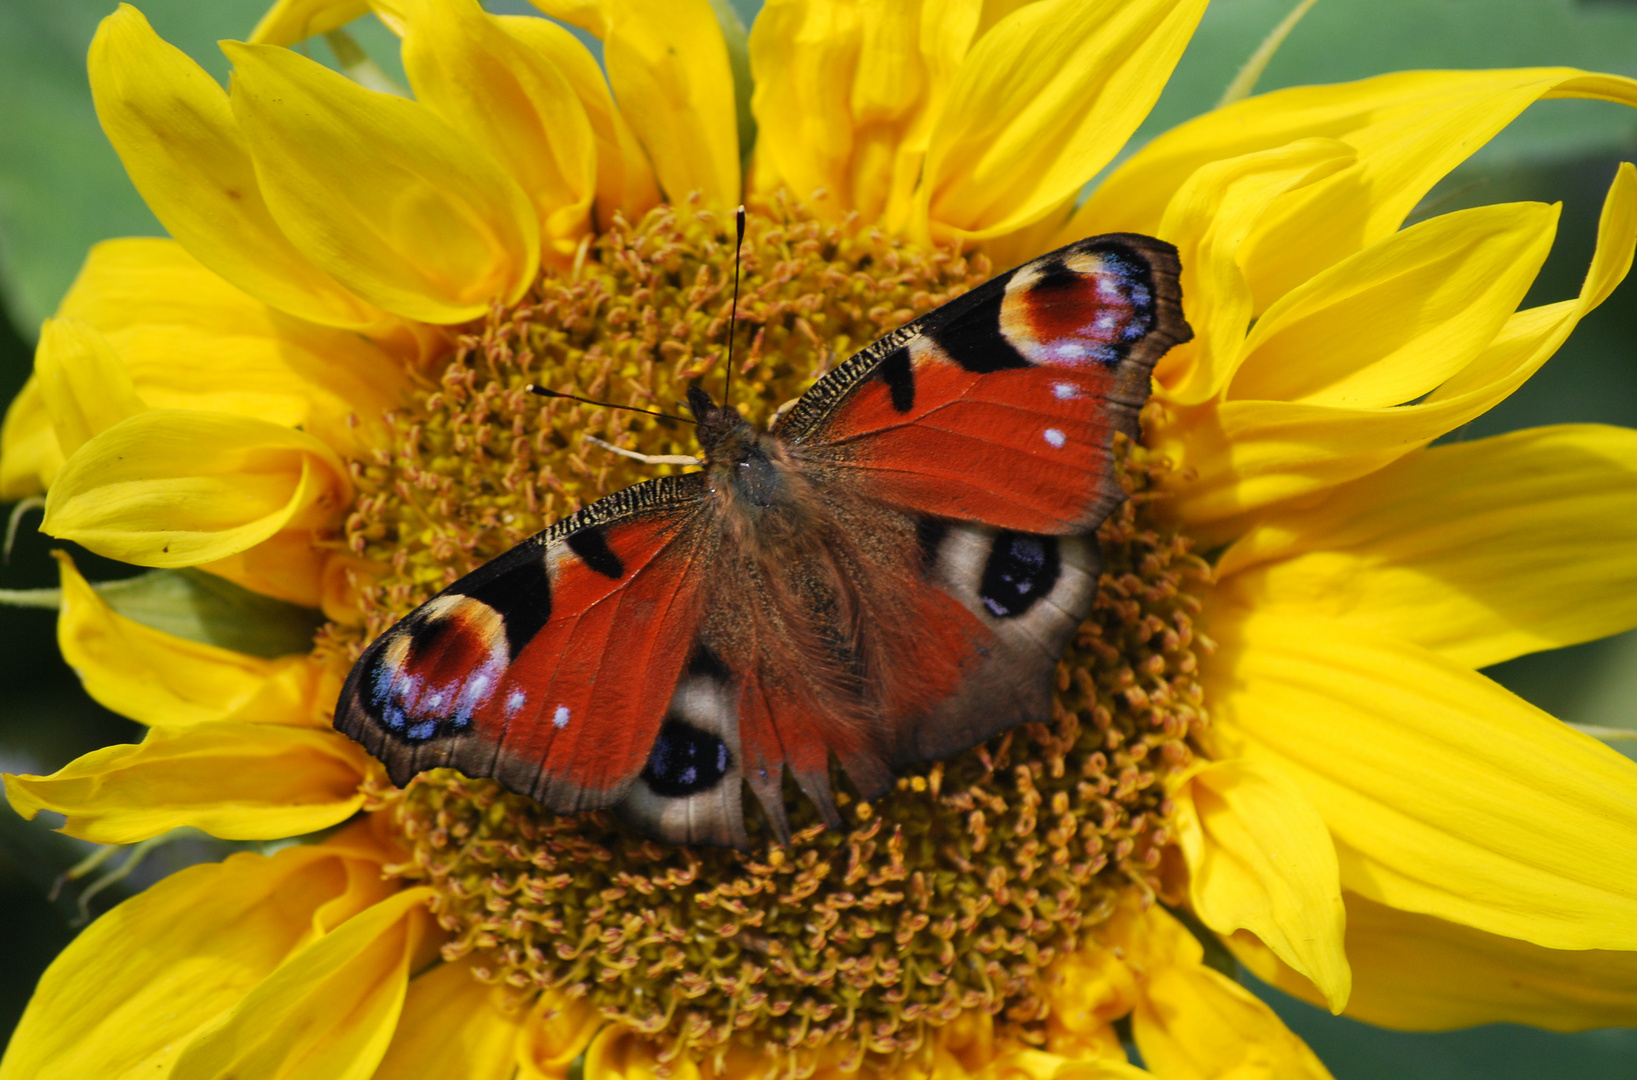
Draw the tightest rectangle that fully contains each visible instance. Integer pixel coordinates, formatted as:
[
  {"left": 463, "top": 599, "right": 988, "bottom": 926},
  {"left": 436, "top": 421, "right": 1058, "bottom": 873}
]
[{"left": 334, "top": 233, "right": 1191, "bottom": 849}]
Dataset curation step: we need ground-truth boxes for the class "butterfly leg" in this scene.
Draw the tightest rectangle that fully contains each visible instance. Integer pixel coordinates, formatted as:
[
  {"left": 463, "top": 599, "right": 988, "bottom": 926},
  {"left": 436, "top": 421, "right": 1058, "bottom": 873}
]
[{"left": 582, "top": 435, "right": 702, "bottom": 467}]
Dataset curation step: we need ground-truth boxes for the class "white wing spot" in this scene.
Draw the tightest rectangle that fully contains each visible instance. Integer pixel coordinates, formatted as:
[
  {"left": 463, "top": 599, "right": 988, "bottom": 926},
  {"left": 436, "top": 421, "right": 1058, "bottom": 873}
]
[
  {"left": 1044, "top": 428, "right": 1067, "bottom": 448},
  {"left": 505, "top": 689, "right": 527, "bottom": 716},
  {"left": 553, "top": 704, "right": 571, "bottom": 729},
  {"left": 1053, "top": 382, "right": 1080, "bottom": 400}
]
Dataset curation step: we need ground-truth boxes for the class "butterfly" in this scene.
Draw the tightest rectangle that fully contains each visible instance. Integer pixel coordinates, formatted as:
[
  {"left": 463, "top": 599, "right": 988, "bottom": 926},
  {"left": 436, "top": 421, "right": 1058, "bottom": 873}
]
[{"left": 334, "top": 233, "right": 1192, "bottom": 848}]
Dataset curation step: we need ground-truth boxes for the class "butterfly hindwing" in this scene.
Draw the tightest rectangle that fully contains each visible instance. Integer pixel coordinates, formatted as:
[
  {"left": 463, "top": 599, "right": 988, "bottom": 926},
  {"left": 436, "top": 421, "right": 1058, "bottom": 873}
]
[
  {"left": 334, "top": 473, "right": 712, "bottom": 812},
  {"left": 778, "top": 234, "right": 1190, "bottom": 535}
]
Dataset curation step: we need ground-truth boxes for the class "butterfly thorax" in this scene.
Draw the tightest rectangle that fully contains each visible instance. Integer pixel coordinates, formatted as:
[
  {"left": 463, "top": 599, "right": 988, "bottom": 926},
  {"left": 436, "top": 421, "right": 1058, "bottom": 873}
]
[{"left": 689, "top": 387, "right": 791, "bottom": 513}]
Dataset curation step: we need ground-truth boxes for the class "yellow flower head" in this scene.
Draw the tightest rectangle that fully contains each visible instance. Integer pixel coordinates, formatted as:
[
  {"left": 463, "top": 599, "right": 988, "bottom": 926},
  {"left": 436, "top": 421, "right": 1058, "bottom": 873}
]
[{"left": 6, "top": 2, "right": 1637, "bottom": 1079}]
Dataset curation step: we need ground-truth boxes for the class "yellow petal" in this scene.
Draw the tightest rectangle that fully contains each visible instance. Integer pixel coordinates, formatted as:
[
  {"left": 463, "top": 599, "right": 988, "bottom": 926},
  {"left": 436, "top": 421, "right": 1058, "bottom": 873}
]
[
  {"left": 1152, "top": 162, "right": 1637, "bottom": 534},
  {"left": 1230, "top": 201, "right": 1558, "bottom": 408},
  {"left": 498, "top": 13, "right": 660, "bottom": 225},
  {"left": 917, "top": 0, "right": 1208, "bottom": 243},
  {"left": 196, "top": 530, "right": 334, "bottom": 609},
  {"left": 1038, "top": 945, "right": 1139, "bottom": 1059},
  {"left": 598, "top": 0, "right": 740, "bottom": 207},
  {"left": 250, "top": 0, "right": 371, "bottom": 45},
  {"left": 1175, "top": 758, "right": 1350, "bottom": 1013},
  {"left": 1118, "top": 903, "right": 1334, "bottom": 1080},
  {"left": 53, "top": 550, "right": 324, "bottom": 728},
  {"left": 1217, "top": 424, "right": 1637, "bottom": 669},
  {"left": 0, "top": 829, "right": 396, "bottom": 1080},
  {"left": 224, "top": 39, "right": 540, "bottom": 323},
  {"left": 1232, "top": 891, "right": 1637, "bottom": 1033},
  {"left": 41, "top": 409, "right": 351, "bottom": 569},
  {"left": 58, "top": 237, "right": 411, "bottom": 458},
  {"left": 3, "top": 720, "right": 367, "bottom": 843},
  {"left": 33, "top": 318, "right": 148, "bottom": 458},
  {"left": 1204, "top": 608, "right": 1637, "bottom": 951},
  {"left": 529, "top": 0, "right": 610, "bottom": 38},
  {"left": 1075, "top": 68, "right": 1637, "bottom": 311},
  {"left": 402, "top": 0, "right": 596, "bottom": 255},
  {"left": 171, "top": 886, "right": 435, "bottom": 1080},
  {"left": 1153, "top": 138, "right": 1355, "bottom": 404},
  {"left": 375, "top": 960, "right": 521, "bottom": 1080},
  {"left": 749, "top": 0, "right": 982, "bottom": 227},
  {"left": 89, "top": 5, "right": 384, "bottom": 329},
  {"left": 516, "top": 991, "right": 601, "bottom": 1080},
  {"left": 0, "top": 376, "right": 64, "bottom": 498}
]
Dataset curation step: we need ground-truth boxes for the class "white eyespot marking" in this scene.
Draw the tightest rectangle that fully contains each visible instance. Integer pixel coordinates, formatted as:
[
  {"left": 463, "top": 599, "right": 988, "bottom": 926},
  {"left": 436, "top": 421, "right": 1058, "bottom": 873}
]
[
  {"left": 427, "top": 692, "right": 445, "bottom": 709},
  {"left": 1096, "top": 313, "right": 1117, "bottom": 331},
  {"left": 505, "top": 689, "right": 527, "bottom": 716},
  {"left": 1057, "top": 342, "right": 1087, "bottom": 359},
  {"left": 1053, "top": 382, "right": 1080, "bottom": 400},
  {"left": 1044, "top": 428, "right": 1067, "bottom": 448},
  {"left": 553, "top": 704, "right": 571, "bottom": 729}
]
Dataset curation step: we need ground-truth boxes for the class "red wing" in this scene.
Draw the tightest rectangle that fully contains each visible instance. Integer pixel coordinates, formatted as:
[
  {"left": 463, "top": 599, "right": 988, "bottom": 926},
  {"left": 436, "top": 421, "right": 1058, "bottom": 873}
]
[
  {"left": 334, "top": 474, "right": 712, "bottom": 812},
  {"left": 776, "top": 234, "right": 1191, "bottom": 535}
]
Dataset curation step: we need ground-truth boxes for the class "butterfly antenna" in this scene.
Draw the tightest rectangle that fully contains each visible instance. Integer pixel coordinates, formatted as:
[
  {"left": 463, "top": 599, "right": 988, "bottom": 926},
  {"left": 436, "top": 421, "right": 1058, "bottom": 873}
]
[
  {"left": 723, "top": 205, "right": 747, "bottom": 407},
  {"left": 525, "top": 384, "right": 695, "bottom": 424}
]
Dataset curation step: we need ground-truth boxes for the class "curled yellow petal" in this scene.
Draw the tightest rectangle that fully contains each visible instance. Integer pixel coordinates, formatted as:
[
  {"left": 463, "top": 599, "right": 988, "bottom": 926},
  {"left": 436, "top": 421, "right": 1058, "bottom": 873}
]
[
  {"left": 0, "top": 376, "right": 64, "bottom": 498},
  {"left": 58, "top": 237, "right": 411, "bottom": 458},
  {"left": 918, "top": 0, "right": 1208, "bottom": 242},
  {"left": 1232, "top": 891, "right": 1637, "bottom": 1033},
  {"left": 1204, "top": 608, "right": 1637, "bottom": 951},
  {"left": 1117, "top": 903, "right": 1334, "bottom": 1080},
  {"left": 375, "top": 959, "right": 522, "bottom": 1080},
  {"left": 402, "top": 0, "right": 596, "bottom": 255},
  {"left": 33, "top": 318, "right": 147, "bottom": 458},
  {"left": 1230, "top": 201, "right": 1559, "bottom": 408},
  {"left": 224, "top": 39, "right": 540, "bottom": 323},
  {"left": 1175, "top": 759, "right": 1349, "bottom": 1013},
  {"left": 250, "top": 0, "right": 370, "bottom": 45},
  {"left": 41, "top": 410, "right": 351, "bottom": 569},
  {"left": 1154, "top": 138, "right": 1355, "bottom": 404},
  {"left": 1076, "top": 68, "right": 1637, "bottom": 310},
  {"left": 89, "top": 5, "right": 383, "bottom": 329},
  {"left": 1037, "top": 945, "right": 1138, "bottom": 1059},
  {"left": 517, "top": 991, "right": 601, "bottom": 1080},
  {"left": 529, "top": 0, "right": 610, "bottom": 38},
  {"left": 171, "top": 886, "right": 435, "bottom": 1080},
  {"left": 52, "top": 550, "right": 323, "bottom": 728},
  {"left": 1217, "top": 424, "right": 1637, "bottom": 669},
  {"left": 498, "top": 15, "right": 659, "bottom": 226},
  {"left": 1154, "top": 162, "right": 1637, "bottom": 534},
  {"left": 0, "top": 829, "right": 396, "bottom": 1080},
  {"left": 3, "top": 721, "right": 368, "bottom": 844},
  {"left": 599, "top": 0, "right": 740, "bottom": 206}
]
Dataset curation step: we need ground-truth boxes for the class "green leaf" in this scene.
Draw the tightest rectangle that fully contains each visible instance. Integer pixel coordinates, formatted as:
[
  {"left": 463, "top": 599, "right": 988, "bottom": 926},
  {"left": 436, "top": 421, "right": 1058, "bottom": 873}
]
[{"left": 0, "top": 567, "right": 323, "bottom": 659}]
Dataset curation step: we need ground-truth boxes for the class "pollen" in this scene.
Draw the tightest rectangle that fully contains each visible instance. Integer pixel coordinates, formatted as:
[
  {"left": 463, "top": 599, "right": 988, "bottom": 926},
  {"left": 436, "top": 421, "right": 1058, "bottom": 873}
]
[{"left": 326, "top": 199, "right": 1211, "bottom": 1076}]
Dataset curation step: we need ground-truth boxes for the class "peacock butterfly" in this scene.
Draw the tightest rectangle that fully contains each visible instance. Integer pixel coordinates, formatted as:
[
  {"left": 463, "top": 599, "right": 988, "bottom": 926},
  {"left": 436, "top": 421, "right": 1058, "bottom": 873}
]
[{"left": 334, "top": 232, "right": 1192, "bottom": 848}]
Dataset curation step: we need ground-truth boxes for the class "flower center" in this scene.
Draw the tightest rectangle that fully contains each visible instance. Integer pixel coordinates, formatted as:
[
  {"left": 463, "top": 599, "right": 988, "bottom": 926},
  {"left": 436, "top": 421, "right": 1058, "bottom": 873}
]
[{"left": 326, "top": 198, "right": 1210, "bottom": 1073}]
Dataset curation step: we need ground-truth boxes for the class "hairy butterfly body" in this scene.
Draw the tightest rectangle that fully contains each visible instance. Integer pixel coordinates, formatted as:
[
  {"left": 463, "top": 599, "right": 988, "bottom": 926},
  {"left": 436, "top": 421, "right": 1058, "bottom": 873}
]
[{"left": 335, "top": 233, "right": 1192, "bottom": 848}]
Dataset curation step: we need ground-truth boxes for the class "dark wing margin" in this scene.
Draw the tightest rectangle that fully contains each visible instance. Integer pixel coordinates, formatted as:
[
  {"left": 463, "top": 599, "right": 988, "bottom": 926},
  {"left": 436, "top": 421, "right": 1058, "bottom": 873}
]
[{"left": 333, "top": 472, "right": 709, "bottom": 806}]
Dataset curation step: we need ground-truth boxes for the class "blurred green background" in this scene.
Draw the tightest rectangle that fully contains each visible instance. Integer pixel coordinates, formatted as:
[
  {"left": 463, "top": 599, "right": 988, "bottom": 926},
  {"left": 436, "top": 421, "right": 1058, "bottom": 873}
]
[{"left": 2, "top": 0, "right": 1635, "bottom": 1074}]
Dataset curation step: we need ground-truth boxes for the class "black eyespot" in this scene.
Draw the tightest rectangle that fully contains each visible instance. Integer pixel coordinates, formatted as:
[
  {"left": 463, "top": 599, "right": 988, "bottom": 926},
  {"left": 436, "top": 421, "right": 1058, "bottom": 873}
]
[
  {"left": 979, "top": 532, "right": 1060, "bottom": 618},
  {"left": 642, "top": 720, "right": 732, "bottom": 797}
]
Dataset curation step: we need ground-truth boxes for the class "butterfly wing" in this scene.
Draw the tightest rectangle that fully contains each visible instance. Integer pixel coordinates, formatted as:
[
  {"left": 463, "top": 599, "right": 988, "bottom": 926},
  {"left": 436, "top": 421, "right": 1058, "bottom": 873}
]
[
  {"left": 334, "top": 474, "right": 720, "bottom": 822},
  {"left": 777, "top": 234, "right": 1190, "bottom": 535},
  {"left": 766, "top": 233, "right": 1191, "bottom": 770}
]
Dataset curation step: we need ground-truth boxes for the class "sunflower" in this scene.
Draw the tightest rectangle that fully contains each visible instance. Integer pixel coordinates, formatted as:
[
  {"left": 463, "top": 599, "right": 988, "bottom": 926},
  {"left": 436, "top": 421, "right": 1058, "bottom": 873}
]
[{"left": 5, "top": 0, "right": 1637, "bottom": 1077}]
